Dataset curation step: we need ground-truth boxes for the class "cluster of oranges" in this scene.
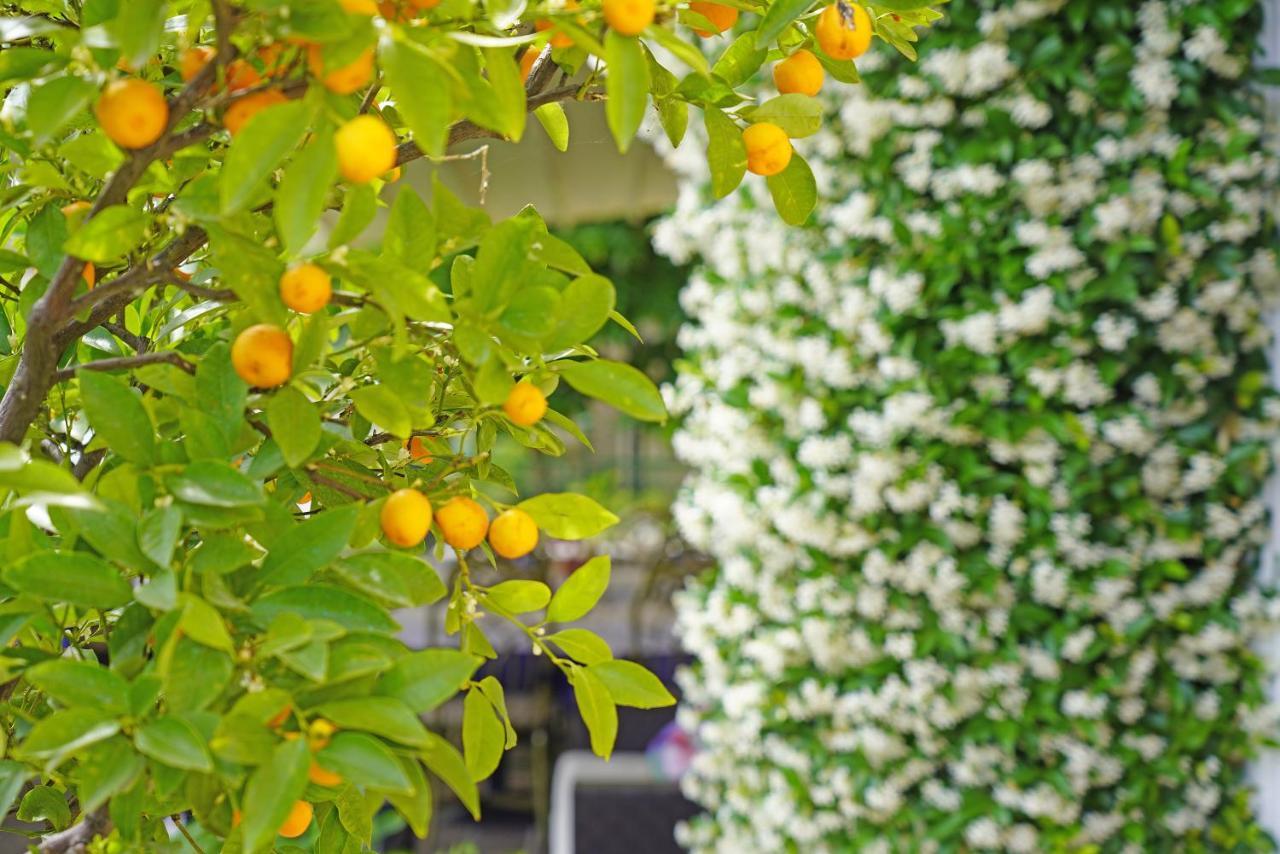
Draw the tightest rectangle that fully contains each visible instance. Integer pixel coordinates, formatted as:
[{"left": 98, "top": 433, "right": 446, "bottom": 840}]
[
  {"left": 740, "top": 2, "right": 875, "bottom": 177},
  {"left": 379, "top": 381, "right": 547, "bottom": 556}
]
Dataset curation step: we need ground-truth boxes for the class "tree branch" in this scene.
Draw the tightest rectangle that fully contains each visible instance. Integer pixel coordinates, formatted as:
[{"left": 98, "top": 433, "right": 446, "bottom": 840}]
[
  {"left": 37, "top": 808, "right": 109, "bottom": 854},
  {"left": 54, "top": 352, "right": 196, "bottom": 383}
]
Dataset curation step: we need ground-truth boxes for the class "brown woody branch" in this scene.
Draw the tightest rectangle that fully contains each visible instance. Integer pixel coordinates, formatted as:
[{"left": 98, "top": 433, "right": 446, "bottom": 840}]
[{"left": 54, "top": 352, "right": 196, "bottom": 383}]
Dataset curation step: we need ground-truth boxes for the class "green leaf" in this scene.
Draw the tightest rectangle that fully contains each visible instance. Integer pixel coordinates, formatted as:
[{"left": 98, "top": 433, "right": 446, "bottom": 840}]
[
  {"left": 471, "top": 217, "right": 537, "bottom": 313},
  {"left": 420, "top": 732, "right": 479, "bottom": 820},
  {"left": 591, "top": 660, "right": 676, "bottom": 708},
  {"left": 178, "top": 594, "right": 234, "bottom": 652},
  {"left": 534, "top": 102, "right": 570, "bottom": 152},
  {"left": 73, "top": 737, "right": 141, "bottom": 813},
  {"left": 604, "top": 31, "right": 650, "bottom": 154},
  {"left": 766, "top": 152, "right": 817, "bottom": 225},
  {"left": 135, "top": 716, "right": 213, "bottom": 772},
  {"left": 18, "top": 708, "right": 121, "bottom": 771},
  {"left": 241, "top": 738, "right": 310, "bottom": 851},
  {"left": 516, "top": 493, "right": 619, "bottom": 540},
  {"left": 317, "top": 732, "right": 413, "bottom": 794},
  {"left": 161, "top": 637, "right": 232, "bottom": 713},
  {"left": 24, "top": 659, "right": 130, "bottom": 716},
  {"left": 109, "top": 0, "right": 166, "bottom": 70},
  {"left": 559, "top": 360, "right": 667, "bottom": 422},
  {"left": 329, "top": 182, "right": 379, "bottom": 249},
  {"left": 4, "top": 552, "right": 131, "bottom": 609},
  {"left": 64, "top": 204, "right": 151, "bottom": 264},
  {"left": 711, "top": 32, "right": 767, "bottom": 86},
  {"left": 350, "top": 385, "right": 412, "bottom": 439},
  {"left": 0, "top": 762, "right": 29, "bottom": 825},
  {"left": 570, "top": 667, "right": 617, "bottom": 760},
  {"left": 483, "top": 580, "right": 551, "bottom": 614},
  {"left": 18, "top": 785, "right": 70, "bottom": 830},
  {"left": 547, "top": 555, "right": 610, "bottom": 623},
  {"left": 221, "top": 98, "right": 314, "bottom": 216},
  {"left": 260, "top": 505, "right": 359, "bottom": 587},
  {"left": 28, "top": 76, "right": 97, "bottom": 144},
  {"left": 543, "top": 274, "right": 616, "bottom": 351},
  {"left": 384, "top": 187, "right": 437, "bottom": 267},
  {"left": 643, "top": 24, "right": 711, "bottom": 76},
  {"left": 313, "top": 697, "right": 430, "bottom": 747},
  {"left": 166, "top": 461, "right": 264, "bottom": 507},
  {"left": 754, "top": 0, "right": 813, "bottom": 45},
  {"left": 251, "top": 585, "right": 400, "bottom": 635},
  {"left": 377, "top": 648, "right": 482, "bottom": 713},
  {"left": 387, "top": 756, "right": 433, "bottom": 839},
  {"left": 137, "top": 505, "right": 182, "bottom": 568},
  {"left": 0, "top": 48, "right": 66, "bottom": 85},
  {"left": 462, "top": 688, "right": 504, "bottom": 781},
  {"left": 335, "top": 551, "right": 446, "bottom": 607},
  {"left": 0, "top": 443, "right": 82, "bottom": 494},
  {"left": 703, "top": 106, "right": 747, "bottom": 199},
  {"left": 267, "top": 386, "right": 322, "bottom": 468},
  {"left": 78, "top": 370, "right": 155, "bottom": 465},
  {"left": 546, "top": 629, "right": 613, "bottom": 665},
  {"left": 275, "top": 129, "right": 339, "bottom": 257},
  {"left": 499, "top": 286, "right": 562, "bottom": 341},
  {"left": 381, "top": 38, "right": 452, "bottom": 157},
  {"left": 744, "top": 93, "right": 822, "bottom": 138},
  {"left": 483, "top": 47, "right": 526, "bottom": 142}
]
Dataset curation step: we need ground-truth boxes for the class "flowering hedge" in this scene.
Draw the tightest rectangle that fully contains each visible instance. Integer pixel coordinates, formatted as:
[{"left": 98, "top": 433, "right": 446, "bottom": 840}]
[{"left": 655, "top": 0, "right": 1280, "bottom": 850}]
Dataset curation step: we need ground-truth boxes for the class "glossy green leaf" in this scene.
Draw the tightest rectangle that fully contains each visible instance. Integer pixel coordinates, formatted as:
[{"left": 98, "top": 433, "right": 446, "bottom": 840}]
[
  {"left": 517, "top": 493, "right": 619, "bottom": 540},
  {"left": 604, "top": 31, "right": 650, "bottom": 154},
  {"left": 221, "top": 99, "right": 313, "bottom": 216},
  {"left": 547, "top": 555, "right": 610, "bottom": 623},
  {"left": 591, "top": 660, "right": 676, "bottom": 709},
  {"left": 559, "top": 360, "right": 667, "bottom": 422},
  {"left": 4, "top": 552, "right": 131, "bottom": 609},
  {"left": 377, "top": 648, "right": 482, "bottom": 713},
  {"left": 79, "top": 370, "right": 155, "bottom": 465}
]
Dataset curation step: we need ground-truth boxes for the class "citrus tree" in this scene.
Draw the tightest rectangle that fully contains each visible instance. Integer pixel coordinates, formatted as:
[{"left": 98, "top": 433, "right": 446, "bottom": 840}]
[{"left": 0, "top": 0, "right": 940, "bottom": 849}]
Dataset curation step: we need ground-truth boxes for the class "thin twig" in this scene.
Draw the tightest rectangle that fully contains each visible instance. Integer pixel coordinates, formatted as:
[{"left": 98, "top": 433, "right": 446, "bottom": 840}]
[{"left": 172, "top": 816, "right": 206, "bottom": 854}]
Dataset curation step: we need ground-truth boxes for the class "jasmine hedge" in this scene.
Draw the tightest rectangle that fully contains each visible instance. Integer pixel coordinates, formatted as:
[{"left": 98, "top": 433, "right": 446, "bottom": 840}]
[{"left": 655, "top": 0, "right": 1280, "bottom": 850}]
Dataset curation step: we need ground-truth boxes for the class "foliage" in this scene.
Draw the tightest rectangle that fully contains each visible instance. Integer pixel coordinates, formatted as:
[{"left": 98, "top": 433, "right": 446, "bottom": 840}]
[
  {"left": 0, "top": 0, "right": 943, "bottom": 847},
  {"left": 658, "top": 0, "right": 1280, "bottom": 851}
]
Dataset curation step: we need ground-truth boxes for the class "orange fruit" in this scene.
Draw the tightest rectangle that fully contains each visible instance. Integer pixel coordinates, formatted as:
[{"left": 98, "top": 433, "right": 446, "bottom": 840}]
[
  {"left": 307, "top": 719, "right": 336, "bottom": 751},
  {"left": 297, "top": 491, "right": 312, "bottom": 507},
  {"left": 387, "top": 166, "right": 402, "bottom": 182},
  {"left": 409, "top": 0, "right": 441, "bottom": 6},
  {"left": 341, "top": 0, "right": 379, "bottom": 12},
  {"left": 225, "top": 59, "right": 262, "bottom": 92},
  {"left": 95, "top": 78, "right": 169, "bottom": 149},
  {"left": 308, "top": 760, "right": 342, "bottom": 787},
  {"left": 60, "top": 200, "right": 92, "bottom": 222},
  {"left": 267, "top": 705, "right": 291, "bottom": 728},
  {"left": 180, "top": 46, "right": 214, "bottom": 82},
  {"left": 520, "top": 48, "right": 539, "bottom": 82},
  {"left": 488, "top": 509, "right": 538, "bottom": 560},
  {"left": 306, "top": 44, "right": 375, "bottom": 94},
  {"left": 603, "top": 0, "right": 655, "bottom": 35},
  {"left": 82, "top": 262, "right": 96, "bottom": 289},
  {"left": 536, "top": 0, "right": 578, "bottom": 49},
  {"left": 380, "top": 488, "right": 433, "bottom": 548},
  {"left": 435, "top": 496, "right": 489, "bottom": 551},
  {"left": 774, "top": 48, "right": 824, "bottom": 96},
  {"left": 223, "top": 89, "right": 287, "bottom": 136},
  {"left": 503, "top": 381, "right": 548, "bottom": 427},
  {"left": 335, "top": 115, "right": 398, "bottom": 183},
  {"left": 689, "top": 2, "right": 738, "bottom": 36},
  {"left": 257, "top": 43, "right": 285, "bottom": 75},
  {"left": 231, "top": 324, "right": 293, "bottom": 388},
  {"left": 277, "top": 801, "right": 313, "bottom": 838},
  {"left": 815, "top": 2, "right": 872, "bottom": 61},
  {"left": 743, "top": 122, "right": 792, "bottom": 176},
  {"left": 406, "top": 436, "right": 432, "bottom": 463},
  {"left": 279, "top": 263, "right": 332, "bottom": 314}
]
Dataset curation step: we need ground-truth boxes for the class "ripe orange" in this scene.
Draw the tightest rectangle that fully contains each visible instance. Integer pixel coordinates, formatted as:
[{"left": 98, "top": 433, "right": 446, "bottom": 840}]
[
  {"left": 82, "top": 262, "right": 96, "bottom": 289},
  {"left": 520, "top": 48, "right": 539, "bottom": 82},
  {"left": 95, "top": 79, "right": 169, "bottom": 150},
  {"left": 488, "top": 509, "right": 539, "bottom": 559},
  {"left": 223, "top": 89, "right": 287, "bottom": 136},
  {"left": 306, "top": 45, "right": 375, "bottom": 94},
  {"left": 335, "top": 115, "right": 398, "bottom": 184},
  {"left": 380, "top": 488, "right": 433, "bottom": 548},
  {"left": 231, "top": 324, "right": 293, "bottom": 388},
  {"left": 279, "top": 263, "right": 332, "bottom": 314},
  {"left": 180, "top": 46, "right": 214, "bottom": 82},
  {"left": 406, "top": 436, "right": 432, "bottom": 462},
  {"left": 341, "top": 0, "right": 379, "bottom": 12},
  {"left": 503, "top": 382, "right": 547, "bottom": 427},
  {"left": 308, "top": 760, "right": 342, "bottom": 787},
  {"left": 689, "top": 2, "right": 738, "bottom": 36},
  {"left": 409, "top": 0, "right": 441, "bottom": 6},
  {"left": 435, "top": 496, "right": 489, "bottom": 551},
  {"left": 743, "top": 122, "right": 792, "bottom": 176},
  {"left": 225, "top": 58, "right": 262, "bottom": 92},
  {"left": 307, "top": 719, "right": 336, "bottom": 751},
  {"left": 603, "top": 0, "right": 655, "bottom": 35},
  {"left": 60, "top": 200, "right": 91, "bottom": 223},
  {"left": 266, "top": 705, "right": 291, "bottom": 728},
  {"left": 277, "top": 801, "right": 313, "bottom": 838},
  {"left": 774, "top": 48, "right": 824, "bottom": 96},
  {"left": 536, "top": 0, "right": 579, "bottom": 49},
  {"left": 815, "top": 2, "right": 872, "bottom": 61}
]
